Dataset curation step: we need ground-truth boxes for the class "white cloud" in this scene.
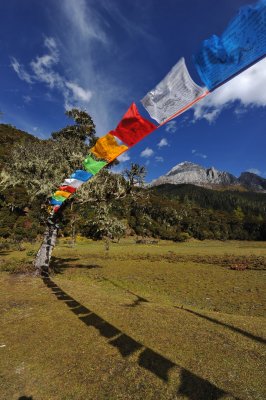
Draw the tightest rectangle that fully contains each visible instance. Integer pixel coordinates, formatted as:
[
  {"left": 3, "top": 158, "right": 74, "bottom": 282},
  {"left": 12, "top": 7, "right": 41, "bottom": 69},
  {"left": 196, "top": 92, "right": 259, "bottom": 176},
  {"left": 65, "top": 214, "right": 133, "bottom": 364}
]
[
  {"left": 23, "top": 95, "right": 31, "bottom": 103},
  {"left": 117, "top": 153, "right": 130, "bottom": 162},
  {"left": 165, "top": 120, "right": 177, "bottom": 133},
  {"left": 61, "top": 0, "right": 108, "bottom": 43},
  {"left": 246, "top": 168, "right": 261, "bottom": 175},
  {"left": 192, "top": 149, "right": 207, "bottom": 159},
  {"left": 52, "top": 0, "right": 129, "bottom": 134},
  {"left": 155, "top": 156, "right": 164, "bottom": 162},
  {"left": 99, "top": 0, "right": 155, "bottom": 43},
  {"left": 32, "top": 126, "right": 39, "bottom": 132},
  {"left": 141, "top": 147, "right": 154, "bottom": 158},
  {"left": 201, "top": 109, "right": 220, "bottom": 124},
  {"left": 44, "top": 36, "right": 57, "bottom": 52},
  {"left": 30, "top": 37, "right": 61, "bottom": 88},
  {"left": 11, "top": 36, "right": 93, "bottom": 111},
  {"left": 157, "top": 138, "right": 168, "bottom": 148},
  {"left": 234, "top": 107, "right": 246, "bottom": 117},
  {"left": 193, "top": 58, "right": 266, "bottom": 123},
  {"left": 199, "top": 153, "right": 207, "bottom": 159},
  {"left": 10, "top": 57, "right": 33, "bottom": 84},
  {"left": 65, "top": 82, "right": 92, "bottom": 102}
]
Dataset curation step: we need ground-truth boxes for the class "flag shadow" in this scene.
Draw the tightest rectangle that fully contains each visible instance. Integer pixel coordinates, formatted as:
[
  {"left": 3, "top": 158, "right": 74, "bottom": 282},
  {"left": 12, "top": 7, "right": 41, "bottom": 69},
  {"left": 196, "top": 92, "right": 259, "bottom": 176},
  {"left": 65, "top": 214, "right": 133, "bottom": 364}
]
[
  {"left": 18, "top": 397, "right": 33, "bottom": 400},
  {"left": 101, "top": 277, "right": 149, "bottom": 308},
  {"left": 43, "top": 277, "right": 237, "bottom": 399},
  {"left": 176, "top": 306, "right": 266, "bottom": 345}
]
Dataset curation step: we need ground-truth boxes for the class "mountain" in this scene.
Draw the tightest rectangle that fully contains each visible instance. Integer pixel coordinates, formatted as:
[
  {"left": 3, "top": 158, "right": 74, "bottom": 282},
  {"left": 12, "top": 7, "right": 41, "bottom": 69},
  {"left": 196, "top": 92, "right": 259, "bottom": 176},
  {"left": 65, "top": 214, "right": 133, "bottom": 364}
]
[
  {"left": 150, "top": 161, "right": 266, "bottom": 192},
  {"left": 238, "top": 172, "right": 266, "bottom": 192}
]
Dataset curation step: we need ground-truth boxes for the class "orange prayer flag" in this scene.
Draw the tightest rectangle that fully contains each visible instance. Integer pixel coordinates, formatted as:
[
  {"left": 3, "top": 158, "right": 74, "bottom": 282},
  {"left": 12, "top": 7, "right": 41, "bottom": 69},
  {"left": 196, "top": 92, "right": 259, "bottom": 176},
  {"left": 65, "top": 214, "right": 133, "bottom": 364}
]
[
  {"left": 54, "top": 190, "right": 71, "bottom": 199},
  {"left": 90, "top": 133, "right": 128, "bottom": 162}
]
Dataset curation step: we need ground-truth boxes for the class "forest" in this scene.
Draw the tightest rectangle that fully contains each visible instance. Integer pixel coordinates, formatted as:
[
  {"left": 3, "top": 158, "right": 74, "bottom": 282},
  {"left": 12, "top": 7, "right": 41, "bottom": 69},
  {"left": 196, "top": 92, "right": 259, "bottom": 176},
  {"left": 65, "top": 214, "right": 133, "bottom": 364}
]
[{"left": 0, "top": 114, "right": 266, "bottom": 247}]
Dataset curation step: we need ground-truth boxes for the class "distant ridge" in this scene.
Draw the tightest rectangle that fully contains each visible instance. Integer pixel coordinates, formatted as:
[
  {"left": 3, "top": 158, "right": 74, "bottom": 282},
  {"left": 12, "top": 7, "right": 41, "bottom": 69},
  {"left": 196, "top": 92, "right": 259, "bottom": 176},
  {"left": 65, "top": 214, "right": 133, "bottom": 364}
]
[{"left": 150, "top": 161, "right": 266, "bottom": 193}]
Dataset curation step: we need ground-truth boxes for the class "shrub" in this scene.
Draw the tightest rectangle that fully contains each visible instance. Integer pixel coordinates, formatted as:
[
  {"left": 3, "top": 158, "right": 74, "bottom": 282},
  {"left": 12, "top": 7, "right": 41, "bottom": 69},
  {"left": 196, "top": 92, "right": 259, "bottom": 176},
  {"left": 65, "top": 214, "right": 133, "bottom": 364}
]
[
  {"left": 173, "top": 232, "right": 190, "bottom": 242},
  {"left": 26, "top": 250, "right": 38, "bottom": 257},
  {"left": 0, "top": 258, "right": 35, "bottom": 274},
  {"left": 0, "top": 241, "right": 10, "bottom": 250}
]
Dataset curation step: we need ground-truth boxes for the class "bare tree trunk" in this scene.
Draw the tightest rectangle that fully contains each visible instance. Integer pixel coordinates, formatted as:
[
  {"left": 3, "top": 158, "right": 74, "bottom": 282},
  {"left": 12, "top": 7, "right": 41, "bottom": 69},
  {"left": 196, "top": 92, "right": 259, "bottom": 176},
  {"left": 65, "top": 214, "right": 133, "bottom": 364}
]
[{"left": 34, "top": 223, "right": 58, "bottom": 276}]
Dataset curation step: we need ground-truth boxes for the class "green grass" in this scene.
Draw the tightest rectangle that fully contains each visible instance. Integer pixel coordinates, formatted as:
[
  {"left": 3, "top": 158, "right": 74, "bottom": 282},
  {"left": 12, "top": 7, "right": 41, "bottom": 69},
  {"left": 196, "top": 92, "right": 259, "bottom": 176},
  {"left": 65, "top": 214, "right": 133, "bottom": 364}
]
[{"left": 0, "top": 238, "right": 265, "bottom": 399}]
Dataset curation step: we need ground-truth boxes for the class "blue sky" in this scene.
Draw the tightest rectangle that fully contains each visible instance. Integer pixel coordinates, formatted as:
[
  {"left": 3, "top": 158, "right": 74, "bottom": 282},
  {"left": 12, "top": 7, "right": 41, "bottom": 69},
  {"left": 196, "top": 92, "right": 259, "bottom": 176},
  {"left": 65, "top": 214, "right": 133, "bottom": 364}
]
[{"left": 0, "top": 0, "right": 265, "bottom": 182}]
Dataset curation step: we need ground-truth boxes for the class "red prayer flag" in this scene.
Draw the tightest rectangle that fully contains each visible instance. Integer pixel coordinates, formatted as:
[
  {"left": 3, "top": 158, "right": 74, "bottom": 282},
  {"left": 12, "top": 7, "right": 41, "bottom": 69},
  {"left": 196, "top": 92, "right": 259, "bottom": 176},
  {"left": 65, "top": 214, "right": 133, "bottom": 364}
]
[
  {"left": 59, "top": 185, "right": 77, "bottom": 194},
  {"left": 110, "top": 103, "right": 157, "bottom": 147}
]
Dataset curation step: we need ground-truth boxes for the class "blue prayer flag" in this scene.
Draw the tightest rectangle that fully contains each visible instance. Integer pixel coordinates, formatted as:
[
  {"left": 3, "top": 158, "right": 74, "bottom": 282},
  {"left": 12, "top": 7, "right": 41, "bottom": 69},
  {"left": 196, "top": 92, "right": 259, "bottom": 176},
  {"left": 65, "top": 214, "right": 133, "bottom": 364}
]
[
  {"left": 194, "top": 0, "right": 266, "bottom": 90},
  {"left": 50, "top": 198, "right": 63, "bottom": 205},
  {"left": 70, "top": 170, "right": 92, "bottom": 182}
]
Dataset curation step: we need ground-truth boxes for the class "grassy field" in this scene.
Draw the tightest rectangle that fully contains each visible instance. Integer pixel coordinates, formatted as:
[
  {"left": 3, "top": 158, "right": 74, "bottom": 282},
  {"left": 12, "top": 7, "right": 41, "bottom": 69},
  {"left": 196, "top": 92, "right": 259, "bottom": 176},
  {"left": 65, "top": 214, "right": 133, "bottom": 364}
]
[{"left": 0, "top": 238, "right": 265, "bottom": 400}]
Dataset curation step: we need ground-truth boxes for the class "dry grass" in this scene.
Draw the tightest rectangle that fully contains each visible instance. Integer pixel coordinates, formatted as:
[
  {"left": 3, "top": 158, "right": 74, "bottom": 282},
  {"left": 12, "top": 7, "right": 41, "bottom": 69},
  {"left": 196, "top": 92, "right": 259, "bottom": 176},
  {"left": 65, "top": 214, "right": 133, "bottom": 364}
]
[{"left": 0, "top": 238, "right": 265, "bottom": 399}]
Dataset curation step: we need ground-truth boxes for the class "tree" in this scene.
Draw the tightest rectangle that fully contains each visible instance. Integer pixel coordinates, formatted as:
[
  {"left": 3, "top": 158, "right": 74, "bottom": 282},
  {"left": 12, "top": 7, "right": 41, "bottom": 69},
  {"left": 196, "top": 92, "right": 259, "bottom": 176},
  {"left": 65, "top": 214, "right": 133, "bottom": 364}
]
[
  {"left": 123, "top": 163, "right": 146, "bottom": 190},
  {"left": 51, "top": 109, "right": 96, "bottom": 144},
  {"left": 3, "top": 115, "right": 96, "bottom": 200},
  {"left": 2, "top": 109, "right": 97, "bottom": 275},
  {"left": 84, "top": 203, "right": 126, "bottom": 242},
  {"left": 233, "top": 206, "right": 245, "bottom": 222},
  {"left": 76, "top": 169, "right": 128, "bottom": 250}
]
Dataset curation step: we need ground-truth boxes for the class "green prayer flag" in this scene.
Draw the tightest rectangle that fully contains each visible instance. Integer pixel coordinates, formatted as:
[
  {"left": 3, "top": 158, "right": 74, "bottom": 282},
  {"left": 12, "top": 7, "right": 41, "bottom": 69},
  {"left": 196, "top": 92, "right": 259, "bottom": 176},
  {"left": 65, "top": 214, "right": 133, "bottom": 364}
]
[
  {"left": 53, "top": 195, "right": 67, "bottom": 202},
  {"left": 83, "top": 154, "right": 107, "bottom": 175}
]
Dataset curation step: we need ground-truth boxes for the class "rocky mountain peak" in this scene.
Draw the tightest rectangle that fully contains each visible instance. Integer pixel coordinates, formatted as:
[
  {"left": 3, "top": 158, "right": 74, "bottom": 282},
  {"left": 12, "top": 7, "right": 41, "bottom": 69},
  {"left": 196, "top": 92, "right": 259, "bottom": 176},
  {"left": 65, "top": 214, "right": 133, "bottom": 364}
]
[
  {"left": 150, "top": 162, "right": 266, "bottom": 192},
  {"left": 166, "top": 161, "right": 204, "bottom": 176},
  {"left": 239, "top": 172, "right": 266, "bottom": 191}
]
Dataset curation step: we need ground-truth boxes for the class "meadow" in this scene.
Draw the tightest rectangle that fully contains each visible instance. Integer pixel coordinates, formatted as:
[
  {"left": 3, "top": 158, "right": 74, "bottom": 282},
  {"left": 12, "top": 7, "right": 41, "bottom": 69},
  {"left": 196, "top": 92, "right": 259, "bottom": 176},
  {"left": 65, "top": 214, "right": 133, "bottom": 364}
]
[{"left": 0, "top": 239, "right": 265, "bottom": 400}]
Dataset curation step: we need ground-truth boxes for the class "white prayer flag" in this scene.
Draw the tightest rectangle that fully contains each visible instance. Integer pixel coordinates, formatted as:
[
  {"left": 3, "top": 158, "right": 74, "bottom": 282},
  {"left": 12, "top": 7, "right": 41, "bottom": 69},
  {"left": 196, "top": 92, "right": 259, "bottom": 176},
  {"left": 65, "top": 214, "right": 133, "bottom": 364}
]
[
  {"left": 61, "top": 178, "right": 84, "bottom": 188},
  {"left": 141, "top": 57, "right": 206, "bottom": 124}
]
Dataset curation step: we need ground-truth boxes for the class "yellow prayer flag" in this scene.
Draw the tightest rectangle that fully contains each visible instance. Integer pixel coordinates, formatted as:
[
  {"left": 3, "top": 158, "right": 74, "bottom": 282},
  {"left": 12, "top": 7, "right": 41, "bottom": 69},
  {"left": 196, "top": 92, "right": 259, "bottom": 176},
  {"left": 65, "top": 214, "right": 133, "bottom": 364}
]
[
  {"left": 90, "top": 133, "right": 128, "bottom": 162},
  {"left": 54, "top": 190, "right": 71, "bottom": 199},
  {"left": 47, "top": 205, "right": 54, "bottom": 213}
]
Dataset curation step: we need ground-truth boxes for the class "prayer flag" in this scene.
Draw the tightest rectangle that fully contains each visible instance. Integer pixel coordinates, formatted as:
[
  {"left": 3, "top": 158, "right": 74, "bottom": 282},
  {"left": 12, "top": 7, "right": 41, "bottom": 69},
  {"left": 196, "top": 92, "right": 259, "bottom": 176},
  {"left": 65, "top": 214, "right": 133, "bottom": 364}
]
[
  {"left": 83, "top": 154, "right": 107, "bottom": 175},
  {"left": 141, "top": 58, "right": 206, "bottom": 124},
  {"left": 59, "top": 185, "right": 77, "bottom": 193},
  {"left": 52, "top": 195, "right": 67, "bottom": 202},
  {"left": 47, "top": 205, "right": 54, "bottom": 213},
  {"left": 61, "top": 178, "right": 84, "bottom": 188},
  {"left": 53, "top": 205, "right": 60, "bottom": 213},
  {"left": 90, "top": 133, "right": 128, "bottom": 162},
  {"left": 54, "top": 190, "right": 71, "bottom": 199},
  {"left": 70, "top": 170, "right": 92, "bottom": 182},
  {"left": 194, "top": 0, "right": 266, "bottom": 90},
  {"left": 110, "top": 103, "right": 157, "bottom": 147},
  {"left": 50, "top": 198, "right": 64, "bottom": 205}
]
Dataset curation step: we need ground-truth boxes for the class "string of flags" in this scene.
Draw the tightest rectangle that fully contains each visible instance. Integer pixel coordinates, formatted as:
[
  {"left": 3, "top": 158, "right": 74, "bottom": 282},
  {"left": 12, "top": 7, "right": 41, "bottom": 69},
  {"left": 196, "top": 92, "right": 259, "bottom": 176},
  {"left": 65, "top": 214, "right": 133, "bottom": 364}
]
[{"left": 48, "top": 0, "right": 266, "bottom": 215}]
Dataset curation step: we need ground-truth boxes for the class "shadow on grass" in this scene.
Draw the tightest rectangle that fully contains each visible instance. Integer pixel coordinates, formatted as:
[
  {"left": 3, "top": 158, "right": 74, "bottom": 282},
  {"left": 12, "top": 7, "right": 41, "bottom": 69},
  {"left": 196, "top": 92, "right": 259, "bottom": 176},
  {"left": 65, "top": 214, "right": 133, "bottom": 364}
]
[
  {"left": 43, "top": 277, "right": 238, "bottom": 399},
  {"left": 18, "top": 396, "right": 33, "bottom": 400},
  {"left": 101, "top": 277, "right": 149, "bottom": 308},
  {"left": 50, "top": 256, "right": 102, "bottom": 274},
  {"left": 176, "top": 306, "right": 266, "bottom": 345},
  {"left": 0, "top": 250, "right": 11, "bottom": 256}
]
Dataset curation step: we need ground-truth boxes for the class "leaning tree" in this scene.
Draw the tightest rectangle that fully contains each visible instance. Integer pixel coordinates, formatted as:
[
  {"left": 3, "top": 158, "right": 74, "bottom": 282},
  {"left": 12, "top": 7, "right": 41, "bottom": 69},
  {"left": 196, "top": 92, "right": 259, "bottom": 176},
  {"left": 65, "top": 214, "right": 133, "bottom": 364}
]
[
  {"left": 1, "top": 110, "right": 148, "bottom": 276},
  {"left": 1, "top": 109, "right": 96, "bottom": 275}
]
